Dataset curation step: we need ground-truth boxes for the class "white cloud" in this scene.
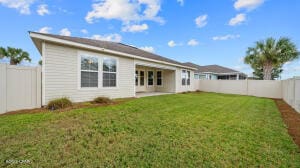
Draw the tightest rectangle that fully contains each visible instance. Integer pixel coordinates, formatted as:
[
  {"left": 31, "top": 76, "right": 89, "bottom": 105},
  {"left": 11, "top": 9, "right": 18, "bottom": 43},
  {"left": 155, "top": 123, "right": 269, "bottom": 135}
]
[
  {"left": 177, "top": 0, "right": 184, "bottom": 6},
  {"left": 168, "top": 40, "right": 177, "bottom": 47},
  {"left": 234, "top": 0, "right": 264, "bottom": 10},
  {"left": 0, "top": 0, "right": 35, "bottom": 14},
  {"left": 195, "top": 15, "right": 208, "bottom": 28},
  {"left": 81, "top": 29, "right": 88, "bottom": 34},
  {"left": 212, "top": 34, "right": 240, "bottom": 41},
  {"left": 229, "top": 13, "right": 246, "bottom": 26},
  {"left": 187, "top": 39, "right": 199, "bottom": 46},
  {"left": 238, "top": 57, "right": 245, "bottom": 63},
  {"left": 90, "top": 34, "right": 122, "bottom": 42},
  {"left": 37, "top": 4, "right": 49, "bottom": 16},
  {"left": 140, "top": 46, "right": 155, "bottom": 53},
  {"left": 59, "top": 28, "right": 71, "bottom": 36},
  {"left": 38, "top": 26, "right": 52, "bottom": 34},
  {"left": 85, "top": 0, "right": 163, "bottom": 24},
  {"left": 122, "top": 23, "right": 148, "bottom": 32}
]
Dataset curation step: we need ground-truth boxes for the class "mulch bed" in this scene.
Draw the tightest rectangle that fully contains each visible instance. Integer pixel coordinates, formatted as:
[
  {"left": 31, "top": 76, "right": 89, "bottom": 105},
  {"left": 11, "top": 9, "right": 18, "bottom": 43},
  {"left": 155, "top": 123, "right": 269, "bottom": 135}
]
[
  {"left": 0, "top": 98, "right": 135, "bottom": 116},
  {"left": 274, "top": 99, "right": 300, "bottom": 148}
]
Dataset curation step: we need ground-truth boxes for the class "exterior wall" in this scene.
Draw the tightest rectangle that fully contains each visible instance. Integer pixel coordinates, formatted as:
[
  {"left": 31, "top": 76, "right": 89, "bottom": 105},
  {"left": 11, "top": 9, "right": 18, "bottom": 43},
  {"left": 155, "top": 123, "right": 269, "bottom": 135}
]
[
  {"left": 197, "top": 79, "right": 282, "bottom": 99},
  {"left": 43, "top": 42, "right": 135, "bottom": 105},
  {"left": 0, "top": 64, "right": 41, "bottom": 114},
  {"left": 175, "top": 69, "right": 195, "bottom": 92},
  {"left": 136, "top": 65, "right": 175, "bottom": 93},
  {"left": 135, "top": 60, "right": 184, "bottom": 93},
  {"left": 156, "top": 70, "right": 176, "bottom": 92}
]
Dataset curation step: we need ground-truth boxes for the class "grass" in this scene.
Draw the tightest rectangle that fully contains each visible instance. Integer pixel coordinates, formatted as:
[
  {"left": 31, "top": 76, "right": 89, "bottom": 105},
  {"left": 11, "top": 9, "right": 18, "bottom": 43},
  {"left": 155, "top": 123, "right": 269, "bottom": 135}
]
[{"left": 1, "top": 92, "right": 300, "bottom": 167}]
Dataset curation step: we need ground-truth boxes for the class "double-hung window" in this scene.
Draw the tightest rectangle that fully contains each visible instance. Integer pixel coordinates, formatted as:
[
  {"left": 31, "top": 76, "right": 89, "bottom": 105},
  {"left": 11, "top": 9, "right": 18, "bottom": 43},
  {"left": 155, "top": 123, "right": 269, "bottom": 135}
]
[
  {"left": 187, "top": 71, "right": 191, "bottom": 85},
  {"left": 157, "top": 71, "right": 162, "bottom": 86},
  {"left": 148, "top": 71, "right": 154, "bottom": 86},
  {"left": 135, "top": 71, "right": 138, "bottom": 86},
  {"left": 80, "top": 56, "right": 98, "bottom": 88},
  {"left": 181, "top": 70, "right": 191, "bottom": 86},
  {"left": 103, "top": 58, "right": 117, "bottom": 87},
  {"left": 182, "top": 70, "right": 187, "bottom": 85},
  {"left": 140, "top": 71, "right": 144, "bottom": 86}
]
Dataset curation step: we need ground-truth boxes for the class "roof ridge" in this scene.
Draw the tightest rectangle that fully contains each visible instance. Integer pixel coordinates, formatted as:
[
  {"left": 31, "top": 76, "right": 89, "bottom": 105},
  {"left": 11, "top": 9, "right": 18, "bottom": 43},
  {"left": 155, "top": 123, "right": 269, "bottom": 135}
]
[{"left": 30, "top": 31, "right": 195, "bottom": 69}]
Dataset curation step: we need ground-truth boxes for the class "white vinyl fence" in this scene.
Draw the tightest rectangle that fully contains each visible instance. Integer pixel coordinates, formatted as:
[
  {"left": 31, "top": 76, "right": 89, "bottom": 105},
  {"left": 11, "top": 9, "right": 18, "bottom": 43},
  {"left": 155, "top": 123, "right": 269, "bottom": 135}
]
[
  {"left": 197, "top": 78, "right": 300, "bottom": 113},
  {"left": 0, "top": 64, "right": 41, "bottom": 114},
  {"left": 282, "top": 77, "right": 300, "bottom": 113}
]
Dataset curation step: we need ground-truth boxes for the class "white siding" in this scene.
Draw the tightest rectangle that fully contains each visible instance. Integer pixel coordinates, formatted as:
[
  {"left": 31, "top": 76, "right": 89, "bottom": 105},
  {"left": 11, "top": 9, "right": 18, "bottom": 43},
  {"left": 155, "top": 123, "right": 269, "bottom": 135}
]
[
  {"left": 135, "top": 60, "right": 190, "bottom": 93},
  {"left": 44, "top": 43, "right": 135, "bottom": 105},
  {"left": 175, "top": 69, "right": 195, "bottom": 92}
]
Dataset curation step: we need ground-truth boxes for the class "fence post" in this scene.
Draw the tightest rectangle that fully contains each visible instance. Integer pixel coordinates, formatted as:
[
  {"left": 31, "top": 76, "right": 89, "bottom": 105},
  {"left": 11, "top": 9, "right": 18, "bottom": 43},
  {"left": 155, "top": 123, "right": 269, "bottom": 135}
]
[
  {"left": 293, "top": 77, "right": 296, "bottom": 111},
  {"left": 0, "top": 64, "right": 7, "bottom": 114},
  {"left": 36, "top": 66, "right": 42, "bottom": 108}
]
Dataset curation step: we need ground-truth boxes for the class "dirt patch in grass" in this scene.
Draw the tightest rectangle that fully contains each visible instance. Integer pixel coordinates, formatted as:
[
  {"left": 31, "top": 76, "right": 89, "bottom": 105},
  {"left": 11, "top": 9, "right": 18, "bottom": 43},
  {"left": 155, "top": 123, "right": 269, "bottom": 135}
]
[
  {"left": 274, "top": 99, "right": 300, "bottom": 148},
  {"left": 0, "top": 97, "right": 135, "bottom": 116}
]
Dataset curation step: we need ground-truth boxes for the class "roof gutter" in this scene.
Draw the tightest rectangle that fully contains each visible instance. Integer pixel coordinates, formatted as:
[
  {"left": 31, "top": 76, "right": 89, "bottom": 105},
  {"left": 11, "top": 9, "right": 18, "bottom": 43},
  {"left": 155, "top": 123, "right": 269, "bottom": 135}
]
[
  {"left": 29, "top": 32, "right": 197, "bottom": 70},
  {"left": 197, "top": 72, "right": 246, "bottom": 75}
]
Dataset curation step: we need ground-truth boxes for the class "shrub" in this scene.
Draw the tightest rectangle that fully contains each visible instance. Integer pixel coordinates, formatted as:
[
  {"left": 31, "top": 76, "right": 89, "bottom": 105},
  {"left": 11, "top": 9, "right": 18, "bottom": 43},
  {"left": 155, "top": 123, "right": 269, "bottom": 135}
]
[
  {"left": 93, "top": 97, "right": 112, "bottom": 104},
  {"left": 47, "top": 97, "right": 72, "bottom": 110}
]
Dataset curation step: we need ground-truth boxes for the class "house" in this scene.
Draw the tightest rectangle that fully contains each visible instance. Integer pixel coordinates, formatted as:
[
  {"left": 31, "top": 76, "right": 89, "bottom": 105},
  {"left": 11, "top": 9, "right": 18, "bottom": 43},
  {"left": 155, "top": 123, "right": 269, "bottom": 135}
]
[
  {"left": 183, "top": 62, "right": 247, "bottom": 80},
  {"left": 29, "top": 32, "right": 197, "bottom": 105}
]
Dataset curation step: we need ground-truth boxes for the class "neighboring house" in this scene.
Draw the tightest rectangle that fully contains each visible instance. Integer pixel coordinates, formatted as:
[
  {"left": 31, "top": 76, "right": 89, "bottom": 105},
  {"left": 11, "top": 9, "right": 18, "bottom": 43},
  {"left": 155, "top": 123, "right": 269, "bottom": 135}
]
[
  {"left": 30, "top": 32, "right": 196, "bottom": 105},
  {"left": 183, "top": 62, "right": 247, "bottom": 80}
]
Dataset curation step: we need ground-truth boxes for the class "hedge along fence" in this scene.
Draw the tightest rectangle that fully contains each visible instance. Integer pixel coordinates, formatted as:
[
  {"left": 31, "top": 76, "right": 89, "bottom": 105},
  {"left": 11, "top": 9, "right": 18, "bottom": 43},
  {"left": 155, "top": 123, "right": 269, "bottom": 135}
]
[
  {"left": 196, "top": 78, "right": 300, "bottom": 113},
  {"left": 0, "top": 64, "right": 41, "bottom": 114}
]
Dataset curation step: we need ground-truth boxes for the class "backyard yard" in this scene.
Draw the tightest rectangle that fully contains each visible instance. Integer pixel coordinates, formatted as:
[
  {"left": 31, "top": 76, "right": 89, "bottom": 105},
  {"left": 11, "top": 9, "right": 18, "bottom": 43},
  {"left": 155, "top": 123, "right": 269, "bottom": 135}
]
[{"left": 1, "top": 92, "right": 300, "bottom": 167}]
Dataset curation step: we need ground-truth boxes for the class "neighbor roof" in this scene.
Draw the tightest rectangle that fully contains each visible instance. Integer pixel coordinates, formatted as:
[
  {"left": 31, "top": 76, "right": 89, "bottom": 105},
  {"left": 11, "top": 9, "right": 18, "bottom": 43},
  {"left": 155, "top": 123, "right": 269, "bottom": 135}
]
[
  {"left": 183, "top": 62, "right": 241, "bottom": 74},
  {"left": 30, "top": 32, "right": 194, "bottom": 69}
]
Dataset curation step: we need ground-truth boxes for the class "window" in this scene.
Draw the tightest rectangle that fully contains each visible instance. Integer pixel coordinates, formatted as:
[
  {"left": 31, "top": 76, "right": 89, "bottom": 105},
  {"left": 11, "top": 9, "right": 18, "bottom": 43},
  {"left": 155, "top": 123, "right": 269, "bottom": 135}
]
[
  {"left": 140, "top": 71, "right": 144, "bottom": 86},
  {"left": 135, "top": 71, "right": 138, "bottom": 86},
  {"left": 148, "top": 71, "right": 154, "bottom": 86},
  {"left": 157, "top": 71, "right": 162, "bottom": 86},
  {"left": 182, "top": 70, "right": 186, "bottom": 85},
  {"left": 80, "top": 56, "right": 98, "bottom": 88},
  {"left": 103, "top": 58, "right": 117, "bottom": 87},
  {"left": 187, "top": 71, "right": 191, "bottom": 85},
  {"left": 194, "top": 74, "right": 199, "bottom": 79}
]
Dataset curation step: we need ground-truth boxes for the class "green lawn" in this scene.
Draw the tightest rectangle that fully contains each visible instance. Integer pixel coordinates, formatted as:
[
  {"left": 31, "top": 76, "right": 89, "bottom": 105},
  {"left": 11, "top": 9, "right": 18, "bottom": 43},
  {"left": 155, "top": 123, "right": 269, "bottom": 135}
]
[{"left": 1, "top": 93, "right": 300, "bottom": 167}]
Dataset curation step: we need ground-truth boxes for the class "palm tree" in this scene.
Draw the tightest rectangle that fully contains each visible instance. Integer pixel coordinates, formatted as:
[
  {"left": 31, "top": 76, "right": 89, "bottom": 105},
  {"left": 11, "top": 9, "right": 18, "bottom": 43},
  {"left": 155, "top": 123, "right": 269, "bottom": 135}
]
[
  {"left": 244, "top": 37, "right": 299, "bottom": 80},
  {"left": 0, "top": 47, "right": 31, "bottom": 65}
]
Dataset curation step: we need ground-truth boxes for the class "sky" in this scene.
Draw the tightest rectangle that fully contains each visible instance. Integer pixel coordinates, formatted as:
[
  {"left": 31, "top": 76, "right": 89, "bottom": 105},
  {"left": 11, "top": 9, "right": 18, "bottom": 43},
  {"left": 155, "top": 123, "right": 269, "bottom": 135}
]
[{"left": 0, "top": 0, "right": 299, "bottom": 79}]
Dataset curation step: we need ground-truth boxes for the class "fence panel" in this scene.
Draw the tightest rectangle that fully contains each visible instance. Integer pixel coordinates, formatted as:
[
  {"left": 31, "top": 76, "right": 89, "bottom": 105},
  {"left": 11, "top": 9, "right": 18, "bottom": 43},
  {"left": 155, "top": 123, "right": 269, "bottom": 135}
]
[
  {"left": 0, "top": 64, "right": 41, "bottom": 114},
  {"left": 197, "top": 78, "right": 299, "bottom": 113},
  {"left": 247, "top": 80, "right": 282, "bottom": 98},
  {"left": 198, "top": 80, "right": 282, "bottom": 98}
]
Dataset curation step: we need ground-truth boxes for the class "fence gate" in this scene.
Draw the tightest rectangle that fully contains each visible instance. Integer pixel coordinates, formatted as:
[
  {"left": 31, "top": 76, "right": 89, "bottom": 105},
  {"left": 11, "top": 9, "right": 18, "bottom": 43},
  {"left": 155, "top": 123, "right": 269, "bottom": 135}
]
[{"left": 0, "top": 64, "right": 41, "bottom": 114}]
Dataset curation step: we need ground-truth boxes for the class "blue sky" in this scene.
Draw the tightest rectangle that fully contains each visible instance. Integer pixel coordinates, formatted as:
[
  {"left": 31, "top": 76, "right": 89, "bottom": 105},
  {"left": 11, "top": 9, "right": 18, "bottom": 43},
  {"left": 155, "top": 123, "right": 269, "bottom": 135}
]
[{"left": 0, "top": 0, "right": 299, "bottom": 79}]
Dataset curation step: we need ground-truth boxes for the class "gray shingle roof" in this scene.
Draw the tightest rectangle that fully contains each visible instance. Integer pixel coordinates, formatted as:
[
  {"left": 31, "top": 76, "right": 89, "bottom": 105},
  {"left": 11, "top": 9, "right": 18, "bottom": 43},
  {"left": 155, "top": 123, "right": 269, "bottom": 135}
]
[
  {"left": 30, "top": 32, "right": 191, "bottom": 68},
  {"left": 183, "top": 62, "right": 241, "bottom": 74}
]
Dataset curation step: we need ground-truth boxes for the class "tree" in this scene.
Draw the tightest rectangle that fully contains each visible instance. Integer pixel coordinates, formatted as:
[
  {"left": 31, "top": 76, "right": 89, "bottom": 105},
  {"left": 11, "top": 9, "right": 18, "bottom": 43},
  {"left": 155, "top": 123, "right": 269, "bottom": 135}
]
[
  {"left": 0, "top": 47, "right": 31, "bottom": 65},
  {"left": 252, "top": 65, "right": 283, "bottom": 80},
  {"left": 244, "top": 37, "right": 299, "bottom": 80}
]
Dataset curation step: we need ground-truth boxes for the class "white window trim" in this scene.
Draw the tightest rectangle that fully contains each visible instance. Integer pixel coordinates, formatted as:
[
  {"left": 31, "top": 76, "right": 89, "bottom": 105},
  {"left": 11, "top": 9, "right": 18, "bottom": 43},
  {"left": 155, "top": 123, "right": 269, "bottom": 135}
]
[
  {"left": 181, "top": 69, "right": 187, "bottom": 86},
  {"left": 181, "top": 69, "right": 191, "bottom": 86},
  {"left": 156, "top": 70, "right": 163, "bottom": 87},
  {"left": 187, "top": 70, "right": 191, "bottom": 86},
  {"left": 102, "top": 57, "right": 118, "bottom": 88},
  {"left": 147, "top": 70, "right": 154, "bottom": 87},
  {"left": 140, "top": 70, "right": 145, "bottom": 86},
  {"left": 77, "top": 51, "right": 119, "bottom": 90},
  {"left": 78, "top": 54, "right": 99, "bottom": 90}
]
